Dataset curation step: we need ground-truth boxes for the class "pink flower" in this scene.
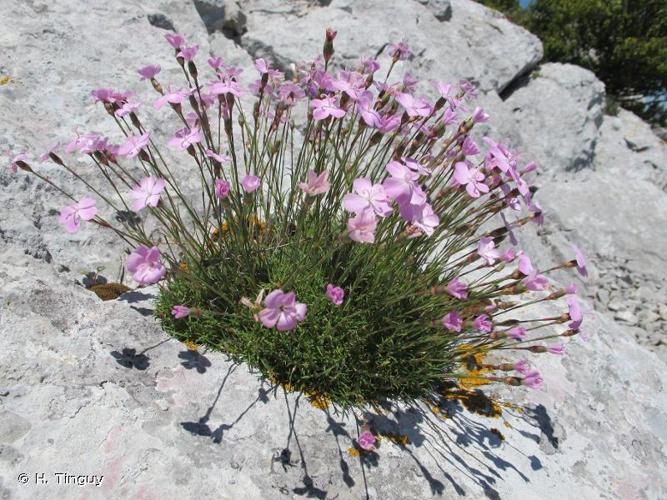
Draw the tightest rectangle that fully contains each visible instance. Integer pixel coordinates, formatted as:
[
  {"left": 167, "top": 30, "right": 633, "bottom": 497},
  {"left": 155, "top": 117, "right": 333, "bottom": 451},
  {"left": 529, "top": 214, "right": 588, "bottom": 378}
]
[
  {"left": 358, "top": 431, "right": 376, "bottom": 451},
  {"left": 117, "top": 132, "right": 150, "bottom": 159},
  {"left": 209, "top": 78, "right": 244, "bottom": 98},
  {"left": 154, "top": 87, "right": 191, "bottom": 109},
  {"left": 130, "top": 176, "right": 166, "bottom": 211},
  {"left": 311, "top": 96, "right": 346, "bottom": 121},
  {"left": 326, "top": 284, "right": 345, "bottom": 306},
  {"left": 254, "top": 58, "right": 270, "bottom": 74},
  {"left": 389, "top": 41, "right": 411, "bottom": 60},
  {"left": 208, "top": 56, "right": 224, "bottom": 70},
  {"left": 215, "top": 179, "right": 231, "bottom": 199},
  {"left": 442, "top": 311, "right": 463, "bottom": 332},
  {"left": 453, "top": 161, "right": 489, "bottom": 198},
  {"left": 518, "top": 253, "right": 534, "bottom": 276},
  {"left": 501, "top": 248, "right": 516, "bottom": 263},
  {"left": 395, "top": 93, "right": 432, "bottom": 117},
  {"left": 447, "top": 278, "right": 468, "bottom": 300},
  {"left": 278, "top": 83, "right": 306, "bottom": 106},
  {"left": 514, "top": 359, "right": 530, "bottom": 374},
  {"left": 548, "top": 344, "right": 566, "bottom": 355},
  {"left": 138, "top": 65, "right": 161, "bottom": 80},
  {"left": 522, "top": 370, "right": 543, "bottom": 389},
  {"left": 168, "top": 127, "right": 203, "bottom": 151},
  {"left": 299, "top": 170, "right": 330, "bottom": 196},
  {"left": 377, "top": 113, "right": 402, "bottom": 134},
  {"left": 115, "top": 100, "right": 142, "bottom": 118},
  {"left": 165, "top": 33, "right": 186, "bottom": 49},
  {"left": 431, "top": 80, "right": 452, "bottom": 99},
  {"left": 522, "top": 272, "right": 549, "bottom": 291},
  {"left": 171, "top": 305, "right": 190, "bottom": 319},
  {"left": 572, "top": 245, "right": 588, "bottom": 278},
  {"left": 258, "top": 289, "right": 307, "bottom": 331},
  {"left": 8, "top": 152, "right": 27, "bottom": 173},
  {"left": 127, "top": 245, "right": 166, "bottom": 286},
  {"left": 58, "top": 196, "right": 97, "bottom": 233},
  {"left": 347, "top": 209, "right": 378, "bottom": 244},
  {"left": 471, "top": 106, "right": 489, "bottom": 123},
  {"left": 565, "top": 283, "right": 577, "bottom": 295},
  {"left": 205, "top": 149, "right": 230, "bottom": 164},
  {"left": 241, "top": 175, "right": 261, "bottom": 193},
  {"left": 507, "top": 326, "right": 526, "bottom": 340},
  {"left": 177, "top": 45, "right": 199, "bottom": 62},
  {"left": 461, "top": 136, "right": 480, "bottom": 156},
  {"left": 477, "top": 237, "right": 500, "bottom": 265},
  {"left": 399, "top": 202, "right": 439, "bottom": 236},
  {"left": 382, "top": 161, "right": 424, "bottom": 206},
  {"left": 473, "top": 314, "right": 493, "bottom": 333},
  {"left": 566, "top": 296, "right": 583, "bottom": 330},
  {"left": 343, "top": 178, "right": 392, "bottom": 217}
]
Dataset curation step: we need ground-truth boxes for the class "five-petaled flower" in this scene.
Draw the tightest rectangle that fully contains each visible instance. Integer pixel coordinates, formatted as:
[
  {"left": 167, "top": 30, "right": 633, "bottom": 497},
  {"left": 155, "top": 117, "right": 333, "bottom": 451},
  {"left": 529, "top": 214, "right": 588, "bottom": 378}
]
[
  {"left": 258, "top": 289, "right": 307, "bottom": 331},
  {"left": 117, "top": 132, "right": 150, "bottom": 159},
  {"left": 299, "top": 170, "right": 330, "bottom": 196},
  {"left": 347, "top": 209, "right": 378, "bottom": 244},
  {"left": 447, "top": 278, "right": 468, "bottom": 300},
  {"left": 171, "top": 305, "right": 190, "bottom": 319},
  {"left": 241, "top": 175, "right": 261, "bottom": 193},
  {"left": 311, "top": 95, "right": 346, "bottom": 121},
  {"left": 453, "top": 161, "right": 489, "bottom": 198},
  {"left": 127, "top": 245, "right": 167, "bottom": 286},
  {"left": 58, "top": 196, "right": 97, "bottom": 233},
  {"left": 442, "top": 311, "right": 463, "bottom": 332},
  {"left": 357, "top": 431, "right": 376, "bottom": 450},
  {"left": 131, "top": 176, "right": 166, "bottom": 211},
  {"left": 138, "top": 65, "right": 161, "bottom": 80},
  {"left": 343, "top": 178, "right": 392, "bottom": 217},
  {"left": 326, "top": 284, "right": 345, "bottom": 306}
]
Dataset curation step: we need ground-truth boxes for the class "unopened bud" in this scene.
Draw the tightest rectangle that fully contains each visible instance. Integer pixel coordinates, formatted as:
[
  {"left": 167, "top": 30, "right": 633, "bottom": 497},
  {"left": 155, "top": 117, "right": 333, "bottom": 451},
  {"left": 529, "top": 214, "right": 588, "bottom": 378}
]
[{"left": 187, "top": 60, "right": 198, "bottom": 79}]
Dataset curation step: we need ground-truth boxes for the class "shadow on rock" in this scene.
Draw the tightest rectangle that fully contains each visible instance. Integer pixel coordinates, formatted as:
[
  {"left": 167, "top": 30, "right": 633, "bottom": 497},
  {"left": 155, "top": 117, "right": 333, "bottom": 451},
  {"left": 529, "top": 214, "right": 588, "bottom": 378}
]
[{"left": 178, "top": 350, "right": 212, "bottom": 374}]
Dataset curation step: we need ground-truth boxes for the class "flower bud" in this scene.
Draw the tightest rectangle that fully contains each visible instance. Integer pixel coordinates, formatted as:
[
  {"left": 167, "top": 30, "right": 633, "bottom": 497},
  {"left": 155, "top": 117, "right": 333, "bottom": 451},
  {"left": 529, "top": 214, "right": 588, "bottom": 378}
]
[
  {"left": 187, "top": 60, "right": 198, "bottom": 79},
  {"left": 323, "top": 28, "right": 336, "bottom": 63}
]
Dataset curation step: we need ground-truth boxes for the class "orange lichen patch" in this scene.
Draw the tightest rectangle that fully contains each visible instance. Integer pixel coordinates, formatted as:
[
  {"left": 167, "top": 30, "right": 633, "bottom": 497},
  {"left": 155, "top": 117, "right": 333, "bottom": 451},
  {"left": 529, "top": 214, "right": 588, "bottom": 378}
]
[
  {"left": 443, "top": 388, "right": 503, "bottom": 418},
  {"left": 179, "top": 261, "right": 189, "bottom": 272},
  {"left": 347, "top": 447, "right": 360, "bottom": 457},
  {"left": 380, "top": 432, "right": 410, "bottom": 446},
  {"left": 184, "top": 340, "right": 198, "bottom": 352},
  {"left": 458, "top": 376, "right": 492, "bottom": 389},
  {"left": 307, "top": 392, "right": 331, "bottom": 410},
  {"left": 0, "top": 76, "right": 12, "bottom": 86}
]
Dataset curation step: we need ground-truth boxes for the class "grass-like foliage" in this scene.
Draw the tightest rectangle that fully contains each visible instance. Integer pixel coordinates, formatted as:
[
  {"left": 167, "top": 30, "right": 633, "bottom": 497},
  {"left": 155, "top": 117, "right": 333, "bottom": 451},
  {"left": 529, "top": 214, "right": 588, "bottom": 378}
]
[{"left": 13, "top": 30, "right": 587, "bottom": 411}]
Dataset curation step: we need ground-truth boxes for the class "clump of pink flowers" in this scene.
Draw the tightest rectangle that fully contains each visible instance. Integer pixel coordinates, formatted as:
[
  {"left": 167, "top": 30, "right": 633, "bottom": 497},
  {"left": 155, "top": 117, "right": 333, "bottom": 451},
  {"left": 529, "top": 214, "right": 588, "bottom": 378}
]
[{"left": 12, "top": 30, "right": 589, "bottom": 408}]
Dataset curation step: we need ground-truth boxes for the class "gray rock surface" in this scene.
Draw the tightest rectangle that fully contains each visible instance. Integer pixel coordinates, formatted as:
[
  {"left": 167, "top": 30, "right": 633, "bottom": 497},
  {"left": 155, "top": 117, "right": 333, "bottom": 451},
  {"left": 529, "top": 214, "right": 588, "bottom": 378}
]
[{"left": 1, "top": 0, "right": 666, "bottom": 498}]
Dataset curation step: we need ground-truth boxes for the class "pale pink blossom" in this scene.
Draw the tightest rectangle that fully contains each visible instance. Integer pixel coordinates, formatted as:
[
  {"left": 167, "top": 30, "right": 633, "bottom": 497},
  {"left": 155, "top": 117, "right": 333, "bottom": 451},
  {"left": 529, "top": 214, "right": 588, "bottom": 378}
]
[
  {"left": 215, "top": 179, "right": 231, "bottom": 199},
  {"left": 566, "top": 296, "right": 583, "bottom": 330},
  {"left": 399, "top": 202, "right": 439, "bottom": 236},
  {"left": 241, "top": 175, "right": 261, "bottom": 193},
  {"left": 8, "top": 152, "right": 27, "bottom": 173},
  {"left": 177, "top": 45, "right": 199, "bottom": 61},
  {"left": 514, "top": 359, "right": 530, "bottom": 374},
  {"left": 205, "top": 149, "right": 230, "bottom": 164},
  {"left": 471, "top": 106, "right": 490, "bottom": 123},
  {"left": 165, "top": 33, "right": 186, "bottom": 49},
  {"left": 299, "top": 170, "right": 330, "bottom": 196},
  {"left": 58, "top": 196, "right": 97, "bottom": 233},
  {"left": 138, "top": 65, "right": 161, "bottom": 80},
  {"left": 258, "top": 289, "right": 307, "bottom": 331},
  {"left": 518, "top": 253, "right": 534, "bottom": 276},
  {"left": 115, "top": 100, "right": 142, "bottom": 118},
  {"left": 347, "top": 209, "right": 378, "bottom": 244},
  {"left": 326, "top": 284, "right": 345, "bottom": 306},
  {"left": 572, "top": 245, "right": 588, "bottom": 278},
  {"left": 395, "top": 93, "right": 432, "bottom": 117},
  {"left": 343, "top": 178, "right": 392, "bottom": 217},
  {"left": 473, "top": 314, "right": 493, "bottom": 333},
  {"left": 127, "top": 245, "right": 166, "bottom": 286},
  {"left": 507, "top": 326, "right": 526, "bottom": 340},
  {"left": 522, "top": 370, "right": 543, "bottom": 389},
  {"left": 168, "top": 127, "right": 203, "bottom": 151},
  {"left": 311, "top": 95, "right": 346, "bottom": 121},
  {"left": 209, "top": 78, "right": 244, "bottom": 98},
  {"left": 548, "top": 344, "right": 566, "bottom": 355},
  {"left": 522, "top": 272, "right": 549, "bottom": 291},
  {"left": 130, "top": 176, "right": 166, "bottom": 211},
  {"left": 382, "top": 161, "right": 424, "bottom": 206},
  {"left": 453, "top": 161, "right": 489, "bottom": 198},
  {"left": 117, "top": 132, "right": 150, "bottom": 159},
  {"left": 154, "top": 87, "right": 192, "bottom": 109},
  {"left": 388, "top": 41, "right": 411, "bottom": 60},
  {"left": 357, "top": 431, "right": 376, "bottom": 450},
  {"left": 477, "top": 237, "right": 500, "bottom": 265}
]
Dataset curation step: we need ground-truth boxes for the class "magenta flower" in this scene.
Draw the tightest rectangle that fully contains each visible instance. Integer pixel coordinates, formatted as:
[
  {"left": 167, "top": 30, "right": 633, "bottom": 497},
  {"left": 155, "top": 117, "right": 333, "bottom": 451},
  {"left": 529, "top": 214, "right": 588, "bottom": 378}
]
[
  {"left": 507, "top": 326, "right": 526, "bottom": 340},
  {"left": 565, "top": 283, "right": 577, "bottom": 295},
  {"left": 446, "top": 278, "right": 468, "bottom": 300},
  {"left": 215, "top": 179, "right": 231, "bottom": 199},
  {"left": 548, "top": 344, "right": 566, "bottom": 355},
  {"left": 258, "top": 289, "right": 307, "bottom": 331},
  {"left": 473, "top": 314, "right": 493, "bottom": 333},
  {"left": 326, "top": 284, "right": 345, "bottom": 306},
  {"left": 138, "top": 65, "right": 161, "bottom": 80},
  {"left": 389, "top": 41, "right": 411, "bottom": 60},
  {"left": 376, "top": 113, "right": 402, "bottom": 134},
  {"left": 299, "top": 170, "right": 330, "bottom": 196},
  {"left": 205, "top": 149, "right": 230, "bottom": 164},
  {"left": 501, "top": 248, "right": 516, "bottom": 263},
  {"left": 177, "top": 45, "right": 199, "bottom": 62},
  {"left": 357, "top": 431, "right": 376, "bottom": 451},
  {"left": 522, "top": 272, "right": 549, "bottom": 291},
  {"left": 343, "top": 178, "right": 392, "bottom": 217},
  {"left": 522, "top": 370, "right": 543, "bottom": 389},
  {"left": 168, "top": 127, "right": 203, "bottom": 151},
  {"left": 130, "top": 176, "right": 166, "bottom": 211},
  {"left": 461, "top": 136, "right": 480, "bottom": 156},
  {"left": 514, "top": 359, "right": 530, "bottom": 374},
  {"left": 241, "top": 175, "right": 261, "bottom": 193},
  {"left": 566, "top": 296, "right": 583, "bottom": 330},
  {"left": 117, "top": 132, "right": 150, "bottom": 159},
  {"left": 442, "top": 311, "right": 463, "bottom": 332},
  {"left": 471, "top": 106, "right": 489, "bottom": 123},
  {"left": 311, "top": 96, "right": 346, "bottom": 121},
  {"left": 347, "top": 209, "right": 378, "bottom": 244},
  {"left": 209, "top": 78, "right": 244, "bottom": 98},
  {"left": 165, "top": 33, "right": 186, "bottom": 49},
  {"left": 477, "top": 237, "right": 500, "bottom": 266},
  {"left": 127, "top": 245, "right": 166, "bottom": 286},
  {"left": 453, "top": 161, "right": 489, "bottom": 198},
  {"left": 395, "top": 93, "right": 432, "bottom": 117},
  {"left": 171, "top": 305, "right": 190, "bottom": 319},
  {"left": 208, "top": 56, "right": 224, "bottom": 70},
  {"left": 572, "top": 245, "right": 588, "bottom": 278},
  {"left": 58, "top": 196, "right": 97, "bottom": 233}
]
